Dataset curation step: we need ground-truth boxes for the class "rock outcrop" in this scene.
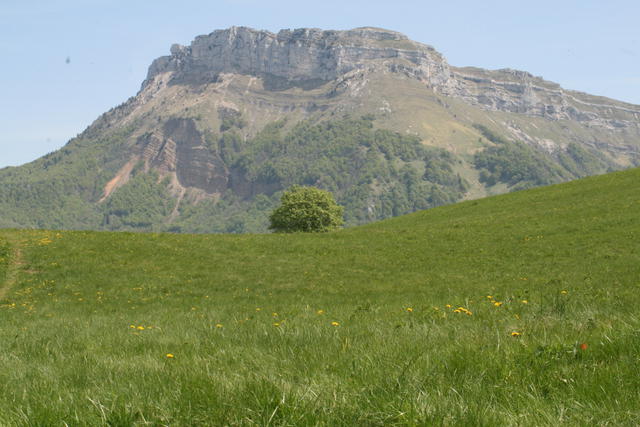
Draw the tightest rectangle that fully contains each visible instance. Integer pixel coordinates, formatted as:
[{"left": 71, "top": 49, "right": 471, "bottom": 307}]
[
  {"left": 136, "top": 118, "right": 229, "bottom": 194},
  {"left": 143, "top": 26, "right": 450, "bottom": 89},
  {"left": 143, "top": 26, "right": 640, "bottom": 132},
  {"left": 443, "top": 67, "right": 640, "bottom": 128}
]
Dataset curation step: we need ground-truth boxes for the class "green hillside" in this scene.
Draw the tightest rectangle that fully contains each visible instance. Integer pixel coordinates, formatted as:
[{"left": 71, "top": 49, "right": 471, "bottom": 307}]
[
  {"left": 0, "top": 116, "right": 470, "bottom": 232},
  {"left": 1, "top": 167, "right": 639, "bottom": 425}
]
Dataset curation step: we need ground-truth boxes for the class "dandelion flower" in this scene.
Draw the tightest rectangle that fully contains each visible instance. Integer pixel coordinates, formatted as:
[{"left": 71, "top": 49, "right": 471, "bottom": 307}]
[
  {"left": 486, "top": 295, "right": 493, "bottom": 299},
  {"left": 494, "top": 302, "right": 503, "bottom": 307},
  {"left": 273, "top": 322, "right": 280, "bottom": 327},
  {"left": 406, "top": 307, "right": 413, "bottom": 313},
  {"left": 137, "top": 326, "right": 145, "bottom": 330},
  {"left": 317, "top": 310, "right": 324, "bottom": 315},
  {"left": 166, "top": 353, "right": 174, "bottom": 358},
  {"left": 445, "top": 304, "right": 452, "bottom": 309},
  {"left": 331, "top": 321, "right": 340, "bottom": 327},
  {"left": 215, "top": 323, "right": 223, "bottom": 328},
  {"left": 129, "top": 325, "right": 135, "bottom": 329},
  {"left": 511, "top": 331, "right": 521, "bottom": 337},
  {"left": 560, "top": 290, "right": 568, "bottom": 295},
  {"left": 272, "top": 312, "right": 278, "bottom": 317},
  {"left": 256, "top": 308, "right": 261, "bottom": 312},
  {"left": 521, "top": 300, "right": 528, "bottom": 304}
]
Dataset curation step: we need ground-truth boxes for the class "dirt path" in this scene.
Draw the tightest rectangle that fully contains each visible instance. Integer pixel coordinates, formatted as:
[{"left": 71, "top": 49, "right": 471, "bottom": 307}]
[{"left": 0, "top": 235, "right": 25, "bottom": 301}]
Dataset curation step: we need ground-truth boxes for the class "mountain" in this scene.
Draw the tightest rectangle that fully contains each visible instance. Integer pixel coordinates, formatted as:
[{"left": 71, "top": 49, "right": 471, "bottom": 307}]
[{"left": 1, "top": 26, "right": 639, "bottom": 232}]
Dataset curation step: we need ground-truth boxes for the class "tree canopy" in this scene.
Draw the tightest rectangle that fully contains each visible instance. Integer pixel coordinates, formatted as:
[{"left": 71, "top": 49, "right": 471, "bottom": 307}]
[{"left": 269, "top": 186, "right": 344, "bottom": 233}]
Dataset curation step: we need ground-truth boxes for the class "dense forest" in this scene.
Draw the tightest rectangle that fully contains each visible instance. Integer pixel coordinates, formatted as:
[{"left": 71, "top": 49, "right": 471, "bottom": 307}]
[
  {"left": 155, "top": 116, "right": 469, "bottom": 233},
  {"left": 0, "top": 118, "right": 612, "bottom": 233},
  {"left": 473, "top": 124, "right": 611, "bottom": 191}
]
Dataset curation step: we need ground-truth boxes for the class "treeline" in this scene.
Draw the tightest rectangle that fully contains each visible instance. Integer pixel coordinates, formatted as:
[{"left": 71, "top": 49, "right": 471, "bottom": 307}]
[{"left": 3, "top": 116, "right": 612, "bottom": 234}]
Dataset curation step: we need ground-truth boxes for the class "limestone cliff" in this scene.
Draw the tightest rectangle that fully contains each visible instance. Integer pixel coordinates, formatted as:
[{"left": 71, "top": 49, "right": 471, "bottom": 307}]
[
  {"left": 142, "top": 26, "right": 640, "bottom": 135},
  {"left": 143, "top": 27, "right": 450, "bottom": 89}
]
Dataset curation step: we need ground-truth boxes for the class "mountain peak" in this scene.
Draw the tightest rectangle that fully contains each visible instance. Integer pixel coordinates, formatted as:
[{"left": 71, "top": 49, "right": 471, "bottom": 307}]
[{"left": 143, "top": 26, "right": 448, "bottom": 90}]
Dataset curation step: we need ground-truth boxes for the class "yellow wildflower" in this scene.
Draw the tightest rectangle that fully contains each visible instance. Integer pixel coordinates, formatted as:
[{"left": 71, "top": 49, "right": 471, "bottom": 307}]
[
  {"left": 494, "top": 302, "right": 503, "bottom": 307},
  {"left": 317, "top": 309, "right": 325, "bottom": 315},
  {"left": 445, "top": 304, "right": 452, "bottom": 309},
  {"left": 486, "top": 295, "right": 493, "bottom": 299},
  {"left": 256, "top": 308, "right": 261, "bottom": 312},
  {"left": 273, "top": 322, "right": 280, "bottom": 327},
  {"left": 331, "top": 321, "right": 340, "bottom": 327},
  {"left": 272, "top": 312, "right": 278, "bottom": 317},
  {"left": 166, "top": 353, "right": 174, "bottom": 358},
  {"left": 560, "top": 290, "right": 568, "bottom": 295},
  {"left": 137, "top": 326, "right": 145, "bottom": 330},
  {"left": 215, "top": 323, "right": 223, "bottom": 328},
  {"left": 521, "top": 300, "right": 528, "bottom": 304},
  {"left": 406, "top": 307, "right": 413, "bottom": 313},
  {"left": 511, "top": 331, "right": 521, "bottom": 337}
]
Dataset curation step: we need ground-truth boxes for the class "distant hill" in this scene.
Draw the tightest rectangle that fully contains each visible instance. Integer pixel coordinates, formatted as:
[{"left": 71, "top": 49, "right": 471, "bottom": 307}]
[{"left": 1, "top": 26, "right": 639, "bottom": 232}]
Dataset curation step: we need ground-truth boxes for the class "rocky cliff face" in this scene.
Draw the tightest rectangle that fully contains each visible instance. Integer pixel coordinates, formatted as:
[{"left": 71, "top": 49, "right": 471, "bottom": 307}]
[
  {"left": 444, "top": 67, "right": 640, "bottom": 130},
  {"left": 136, "top": 118, "right": 229, "bottom": 193},
  {"left": 144, "top": 26, "right": 451, "bottom": 89},
  {"left": 143, "top": 26, "right": 640, "bottom": 135}
]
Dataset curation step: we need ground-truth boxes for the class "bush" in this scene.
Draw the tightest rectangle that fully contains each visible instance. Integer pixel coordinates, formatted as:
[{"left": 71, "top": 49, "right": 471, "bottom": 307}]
[{"left": 269, "top": 186, "right": 344, "bottom": 233}]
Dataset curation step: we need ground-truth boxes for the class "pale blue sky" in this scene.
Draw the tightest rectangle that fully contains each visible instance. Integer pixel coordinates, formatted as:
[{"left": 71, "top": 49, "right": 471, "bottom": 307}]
[{"left": 1, "top": 0, "right": 639, "bottom": 168}]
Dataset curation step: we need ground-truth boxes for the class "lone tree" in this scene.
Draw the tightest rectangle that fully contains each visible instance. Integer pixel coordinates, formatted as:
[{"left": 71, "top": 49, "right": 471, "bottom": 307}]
[{"left": 269, "top": 186, "right": 344, "bottom": 233}]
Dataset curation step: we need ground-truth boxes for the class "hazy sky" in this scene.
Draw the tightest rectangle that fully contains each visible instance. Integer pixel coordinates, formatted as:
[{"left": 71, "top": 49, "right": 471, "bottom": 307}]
[{"left": 1, "top": 0, "right": 639, "bottom": 168}]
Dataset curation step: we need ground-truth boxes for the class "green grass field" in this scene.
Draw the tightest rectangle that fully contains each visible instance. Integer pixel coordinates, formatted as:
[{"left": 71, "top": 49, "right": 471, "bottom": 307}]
[{"left": 1, "top": 167, "right": 639, "bottom": 425}]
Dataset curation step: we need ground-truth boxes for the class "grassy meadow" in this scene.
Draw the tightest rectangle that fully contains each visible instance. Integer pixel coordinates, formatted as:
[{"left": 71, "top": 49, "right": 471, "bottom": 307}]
[{"left": 0, "top": 167, "right": 639, "bottom": 425}]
